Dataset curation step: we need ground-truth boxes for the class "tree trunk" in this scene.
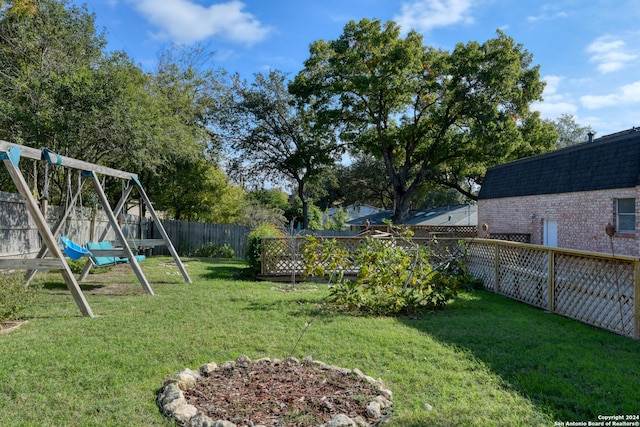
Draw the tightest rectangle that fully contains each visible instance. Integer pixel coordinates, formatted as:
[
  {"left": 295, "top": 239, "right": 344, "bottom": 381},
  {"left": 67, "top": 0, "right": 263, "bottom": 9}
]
[
  {"left": 297, "top": 181, "right": 309, "bottom": 230},
  {"left": 392, "top": 190, "right": 412, "bottom": 224}
]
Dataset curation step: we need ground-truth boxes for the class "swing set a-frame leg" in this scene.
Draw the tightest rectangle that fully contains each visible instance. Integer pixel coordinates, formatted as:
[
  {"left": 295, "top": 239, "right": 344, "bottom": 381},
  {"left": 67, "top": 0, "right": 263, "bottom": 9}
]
[
  {"left": 87, "top": 171, "right": 154, "bottom": 295},
  {"left": 78, "top": 184, "right": 133, "bottom": 282},
  {"left": 1, "top": 150, "right": 94, "bottom": 317},
  {"left": 24, "top": 177, "right": 85, "bottom": 285},
  {"left": 131, "top": 176, "right": 192, "bottom": 284}
]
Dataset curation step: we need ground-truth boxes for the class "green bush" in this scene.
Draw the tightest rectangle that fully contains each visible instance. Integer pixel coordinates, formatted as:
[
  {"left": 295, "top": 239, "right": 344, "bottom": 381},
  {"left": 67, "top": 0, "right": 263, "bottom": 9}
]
[
  {"left": 302, "top": 231, "right": 478, "bottom": 315},
  {"left": 246, "top": 223, "right": 283, "bottom": 274},
  {"left": 0, "top": 273, "right": 38, "bottom": 321},
  {"left": 196, "top": 242, "right": 235, "bottom": 258}
]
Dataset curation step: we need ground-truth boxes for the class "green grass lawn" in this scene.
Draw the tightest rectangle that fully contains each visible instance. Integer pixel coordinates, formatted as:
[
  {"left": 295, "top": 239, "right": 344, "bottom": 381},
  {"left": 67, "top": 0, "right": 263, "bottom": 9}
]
[{"left": 1, "top": 257, "right": 638, "bottom": 426}]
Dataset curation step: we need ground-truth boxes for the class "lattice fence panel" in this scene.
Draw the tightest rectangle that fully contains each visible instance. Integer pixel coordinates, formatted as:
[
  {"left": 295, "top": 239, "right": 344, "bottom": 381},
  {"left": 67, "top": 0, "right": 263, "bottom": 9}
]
[
  {"left": 305, "top": 237, "right": 361, "bottom": 277},
  {"left": 554, "top": 254, "right": 635, "bottom": 336},
  {"left": 466, "top": 241, "right": 497, "bottom": 290},
  {"left": 370, "top": 225, "right": 477, "bottom": 238},
  {"left": 489, "top": 233, "right": 531, "bottom": 243},
  {"left": 496, "top": 245, "right": 549, "bottom": 308},
  {"left": 261, "top": 238, "right": 300, "bottom": 275},
  {"left": 261, "top": 236, "right": 465, "bottom": 277}
]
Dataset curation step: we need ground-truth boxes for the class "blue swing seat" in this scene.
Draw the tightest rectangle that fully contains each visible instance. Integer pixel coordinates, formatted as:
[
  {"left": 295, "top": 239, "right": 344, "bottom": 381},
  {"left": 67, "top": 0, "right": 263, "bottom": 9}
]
[
  {"left": 85, "top": 241, "right": 146, "bottom": 267},
  {"left": 61, "top": 236, "right": 92, "bottom": 260}
]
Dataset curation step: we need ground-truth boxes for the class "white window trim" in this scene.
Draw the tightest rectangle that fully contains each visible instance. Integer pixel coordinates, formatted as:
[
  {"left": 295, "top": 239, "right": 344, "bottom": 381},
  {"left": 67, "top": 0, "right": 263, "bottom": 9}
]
[{"left": 615, "top": 198, "right": 636, "bottom": 233}]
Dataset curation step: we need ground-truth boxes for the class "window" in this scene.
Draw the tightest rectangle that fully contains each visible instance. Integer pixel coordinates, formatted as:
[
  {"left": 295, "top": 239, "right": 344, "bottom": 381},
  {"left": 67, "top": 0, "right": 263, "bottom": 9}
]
[{"left": 616, "top": 198, "right": 636, "bottom": 233}]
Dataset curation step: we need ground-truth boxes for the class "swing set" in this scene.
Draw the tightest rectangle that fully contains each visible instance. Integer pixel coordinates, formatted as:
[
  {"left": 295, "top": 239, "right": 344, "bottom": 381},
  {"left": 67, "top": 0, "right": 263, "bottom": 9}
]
[{"left": 0, "top": 140, "right": 191, "bottom": 318}]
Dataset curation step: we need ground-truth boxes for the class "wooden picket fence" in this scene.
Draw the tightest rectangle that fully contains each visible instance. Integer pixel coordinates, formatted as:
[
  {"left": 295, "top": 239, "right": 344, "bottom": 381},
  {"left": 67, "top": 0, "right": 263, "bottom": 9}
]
[{"left": 260, "top": 236, "right": 639, "bottom": 339}]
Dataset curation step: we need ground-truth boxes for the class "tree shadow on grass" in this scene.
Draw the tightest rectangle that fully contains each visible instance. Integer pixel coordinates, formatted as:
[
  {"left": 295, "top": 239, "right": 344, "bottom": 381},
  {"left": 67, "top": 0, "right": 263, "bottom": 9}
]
[
  {"left": 38, "top": 280, "right": 145, "bottom": 296},
  {"left": 227, "top": 294, "right": 336, "bottom": 325},
  {"left": 203, "top": 265, "right": 248, "bottom": 280},
  {"left": 39, "top": 280, "right": 103, "bottom": 293},
  {"left": 398, "top": 290, "right": 640, "bottom": 423},
  {"left": 200, "top": 259, "right": 253, "bottom": 280}
]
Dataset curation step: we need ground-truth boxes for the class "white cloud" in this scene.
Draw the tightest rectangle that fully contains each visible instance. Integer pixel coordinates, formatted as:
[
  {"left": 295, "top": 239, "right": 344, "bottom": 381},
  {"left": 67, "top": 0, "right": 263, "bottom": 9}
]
[
  {"left": 581, "top": 81, "right": 640, "bottom": 109},
  {"left": 541, "top": 75, "right": 563, "bottom": 96},
  {"left": 526, "top": 4, "right": 569, "bottom": 22},
  {"left": 130, "top": 0, "right": 271, "bottom": 45},
  {"left": 532, "top": 75, "right": 578, "bottom": 119},
  {"left": 394, "top": 0, "right": 474, "bottom": 33},
  {"left": 586, "top": 36, "right": 637, "bottom": 74},
  {"left": 532, "top": 100, "right": 577, "bottom": 119},
  {"left": 526, "top": 11, "right": 568, "bottom": 22}
]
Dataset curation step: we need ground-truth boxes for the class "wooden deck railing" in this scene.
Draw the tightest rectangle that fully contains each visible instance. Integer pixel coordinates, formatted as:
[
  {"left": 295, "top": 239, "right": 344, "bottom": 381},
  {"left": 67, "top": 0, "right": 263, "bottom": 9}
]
[{"left": 260, "top": 236, "right": 639, "bottom": 339}]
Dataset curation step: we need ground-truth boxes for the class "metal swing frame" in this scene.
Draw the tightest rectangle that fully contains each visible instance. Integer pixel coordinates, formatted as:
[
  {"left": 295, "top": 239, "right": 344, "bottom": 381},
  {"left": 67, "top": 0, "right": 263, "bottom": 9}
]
[{"left": 0, "top": 140, "right": 191, "bottom": 318}]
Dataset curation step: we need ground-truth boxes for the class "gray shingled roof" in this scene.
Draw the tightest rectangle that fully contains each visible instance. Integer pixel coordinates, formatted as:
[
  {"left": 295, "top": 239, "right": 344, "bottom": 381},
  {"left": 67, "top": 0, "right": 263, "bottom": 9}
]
[
  {"left": 478, "top": 128, "right": 640, "bottom": 200},
  {"left": 345, "top": 205, "right": 477, "bottom": 226}
]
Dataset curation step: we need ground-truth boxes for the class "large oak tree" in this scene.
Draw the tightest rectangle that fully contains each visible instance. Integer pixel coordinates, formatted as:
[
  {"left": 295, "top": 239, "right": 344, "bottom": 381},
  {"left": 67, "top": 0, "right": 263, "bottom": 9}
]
[
  {"left": 222, "top": 70, "right": 342, "bottom": 229},
  {"left": 290, "top": 19, "right": 556, "bottom": 223}
]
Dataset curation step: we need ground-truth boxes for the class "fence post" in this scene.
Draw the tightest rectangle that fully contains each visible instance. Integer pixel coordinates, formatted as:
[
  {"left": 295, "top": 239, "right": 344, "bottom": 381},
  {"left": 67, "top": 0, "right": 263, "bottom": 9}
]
[
  {"left": 547, "top": 249, "right": 555, "bottom": 313},
  {"left": 494, "top": 241, "right": 500, "bottom": 293},
  {"left": 634, "top": 259, "right": 640, "bottom": 339}
]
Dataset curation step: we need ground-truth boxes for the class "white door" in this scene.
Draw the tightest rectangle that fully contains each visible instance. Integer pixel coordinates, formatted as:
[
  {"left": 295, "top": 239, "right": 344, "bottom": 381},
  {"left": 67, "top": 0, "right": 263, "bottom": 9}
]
[{"left": 543, "top": 220, "right": 558, "bottom": 247}]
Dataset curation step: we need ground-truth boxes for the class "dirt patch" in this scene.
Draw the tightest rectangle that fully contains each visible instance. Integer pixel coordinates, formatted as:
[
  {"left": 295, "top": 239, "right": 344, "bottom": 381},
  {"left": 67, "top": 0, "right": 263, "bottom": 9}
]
[
  {"left": 0, "top": 320, "right": 27, "bottom": 334},
  {"left": 87, "top": 283, "right": 146, "bottom": 296}
]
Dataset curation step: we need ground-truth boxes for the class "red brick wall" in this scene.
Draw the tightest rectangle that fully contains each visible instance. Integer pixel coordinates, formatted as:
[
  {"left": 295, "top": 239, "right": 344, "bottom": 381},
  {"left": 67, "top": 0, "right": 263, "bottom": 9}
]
[{"left": 478, "top": 188, "right": 640, "bottom": 256}]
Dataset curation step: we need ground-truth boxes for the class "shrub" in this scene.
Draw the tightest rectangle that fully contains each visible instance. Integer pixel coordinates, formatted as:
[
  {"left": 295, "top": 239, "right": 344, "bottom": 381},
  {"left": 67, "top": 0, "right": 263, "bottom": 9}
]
[
  {"left": 196, "top": 242, "right": 235, "bottom": 259},
  {"left": 246, "top": 223, "right": 283, "bottom": 274},
  {"left": 0, "top": 273, "right": 38, "bottom": 321},
  {"left": 302, "top": 231, "right": 478, "bottom": 315}
]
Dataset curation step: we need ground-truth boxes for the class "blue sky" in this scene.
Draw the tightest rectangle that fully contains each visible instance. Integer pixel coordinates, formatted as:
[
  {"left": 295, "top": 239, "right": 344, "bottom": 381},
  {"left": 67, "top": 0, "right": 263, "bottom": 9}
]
[{"left": 74, "top": 0, "right": 640, "bottom": 138}]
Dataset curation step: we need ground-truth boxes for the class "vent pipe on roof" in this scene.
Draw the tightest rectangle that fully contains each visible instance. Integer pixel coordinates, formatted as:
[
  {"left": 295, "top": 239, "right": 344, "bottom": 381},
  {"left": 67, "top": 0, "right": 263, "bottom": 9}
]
[{"left": 587, "top": 131, "right": 595, "bottom": 143}]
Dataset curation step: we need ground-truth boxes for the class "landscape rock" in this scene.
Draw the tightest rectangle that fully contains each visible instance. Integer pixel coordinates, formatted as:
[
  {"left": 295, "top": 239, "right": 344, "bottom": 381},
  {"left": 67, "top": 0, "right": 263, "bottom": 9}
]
[
  {"left": 176, "top": 368, "right": 201, "bottom": 389},
  {"left": 158, "top": 382, "right": 183, "bottom": 407},
  {"left": 235, "top": 354, "right": 252, "bottom": 368},
  {"left": 365, "top": 401, "right": 382, "bottom": 419},
  {"left": 172, "top": 401, "right": 198, "bottom": 424},
  {"left": 199, "top": 362, "right": 218, "bottom": 376},
  {"left": 320, "top": 413, "right": 357, "bottom": 427},
  {"left": 372, "top": 395, "right": 392, "bottom": 409},
  {"left": 189, "top": 412, "right": 216, "bottom": 427}
]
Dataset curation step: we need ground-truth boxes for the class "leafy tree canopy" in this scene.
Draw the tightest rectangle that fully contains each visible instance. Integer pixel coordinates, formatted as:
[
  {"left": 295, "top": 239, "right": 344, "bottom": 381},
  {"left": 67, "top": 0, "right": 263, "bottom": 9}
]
[
  {"left": 291, "top": 19, "right": 557, "bottom": 223},
  {"left": 221, "top": 70, "right": 343, "bottom": 229},
  {"left": 545, "top": 113, "right": 595, "bottom": 148}
]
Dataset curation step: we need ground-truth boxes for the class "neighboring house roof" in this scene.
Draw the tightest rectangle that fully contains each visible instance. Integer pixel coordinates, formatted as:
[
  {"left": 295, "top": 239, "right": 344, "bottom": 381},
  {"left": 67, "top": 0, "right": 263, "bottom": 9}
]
[
  {"left": 346, "top": 210, "right": 393, "bottom": 226},
  {"left": 346, "top": 204, "right": 477, "bottom": 226},
  {"left": 326, "top": 204, "right": 381, "bottom": 221},
  {"left": 478, "top": 127, "right": 640, "bottom": 200},
  {"left": 412, "top": 204, "right": 477, "bottom": 226}
]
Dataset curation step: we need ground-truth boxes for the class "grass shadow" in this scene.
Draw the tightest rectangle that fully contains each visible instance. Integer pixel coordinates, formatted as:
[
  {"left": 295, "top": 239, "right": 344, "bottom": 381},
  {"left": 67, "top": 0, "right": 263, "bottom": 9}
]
[
  {"left": 203, "top": 265, "right": 247, "bottom": 280},
  {"left": 200, "top": 258, "right": 253, "bottom": 280},
  {"left": 39, "top": 280, "right": 104, "bottom": 292},
  {"left": 398, "top": 289, "right": 640, "bottom": 422}
]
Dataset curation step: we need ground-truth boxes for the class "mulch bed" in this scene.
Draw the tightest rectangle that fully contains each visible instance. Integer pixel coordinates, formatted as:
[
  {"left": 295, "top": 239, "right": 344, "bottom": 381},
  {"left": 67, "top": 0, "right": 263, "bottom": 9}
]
[
  {"left": 184, "top": 360, "right": 383, "bottom": 426},
  {"left": 159, "top": 356, "right": 393, "bottom": 427}
]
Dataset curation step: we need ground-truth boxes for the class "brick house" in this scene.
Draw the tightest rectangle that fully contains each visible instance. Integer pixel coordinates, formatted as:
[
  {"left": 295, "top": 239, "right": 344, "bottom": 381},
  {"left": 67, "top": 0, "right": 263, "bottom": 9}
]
[{"left": 477, "top": 128, "right": 640, "bottom": 256}]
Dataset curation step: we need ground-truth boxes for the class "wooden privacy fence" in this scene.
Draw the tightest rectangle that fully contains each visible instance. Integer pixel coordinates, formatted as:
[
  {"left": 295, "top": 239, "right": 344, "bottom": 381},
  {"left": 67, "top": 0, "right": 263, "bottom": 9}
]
[
  {"left": 260, "top": 236, "right": 639, "bottom": 339},
  {"left": 1, "top": 190, "right": 148, "bottom": 258},
  {"left": 149, "top": 219, "right": 249, "bottom": 259},
  {"left": 1, "top": 190, "right": 249, "bottom": 259}
]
